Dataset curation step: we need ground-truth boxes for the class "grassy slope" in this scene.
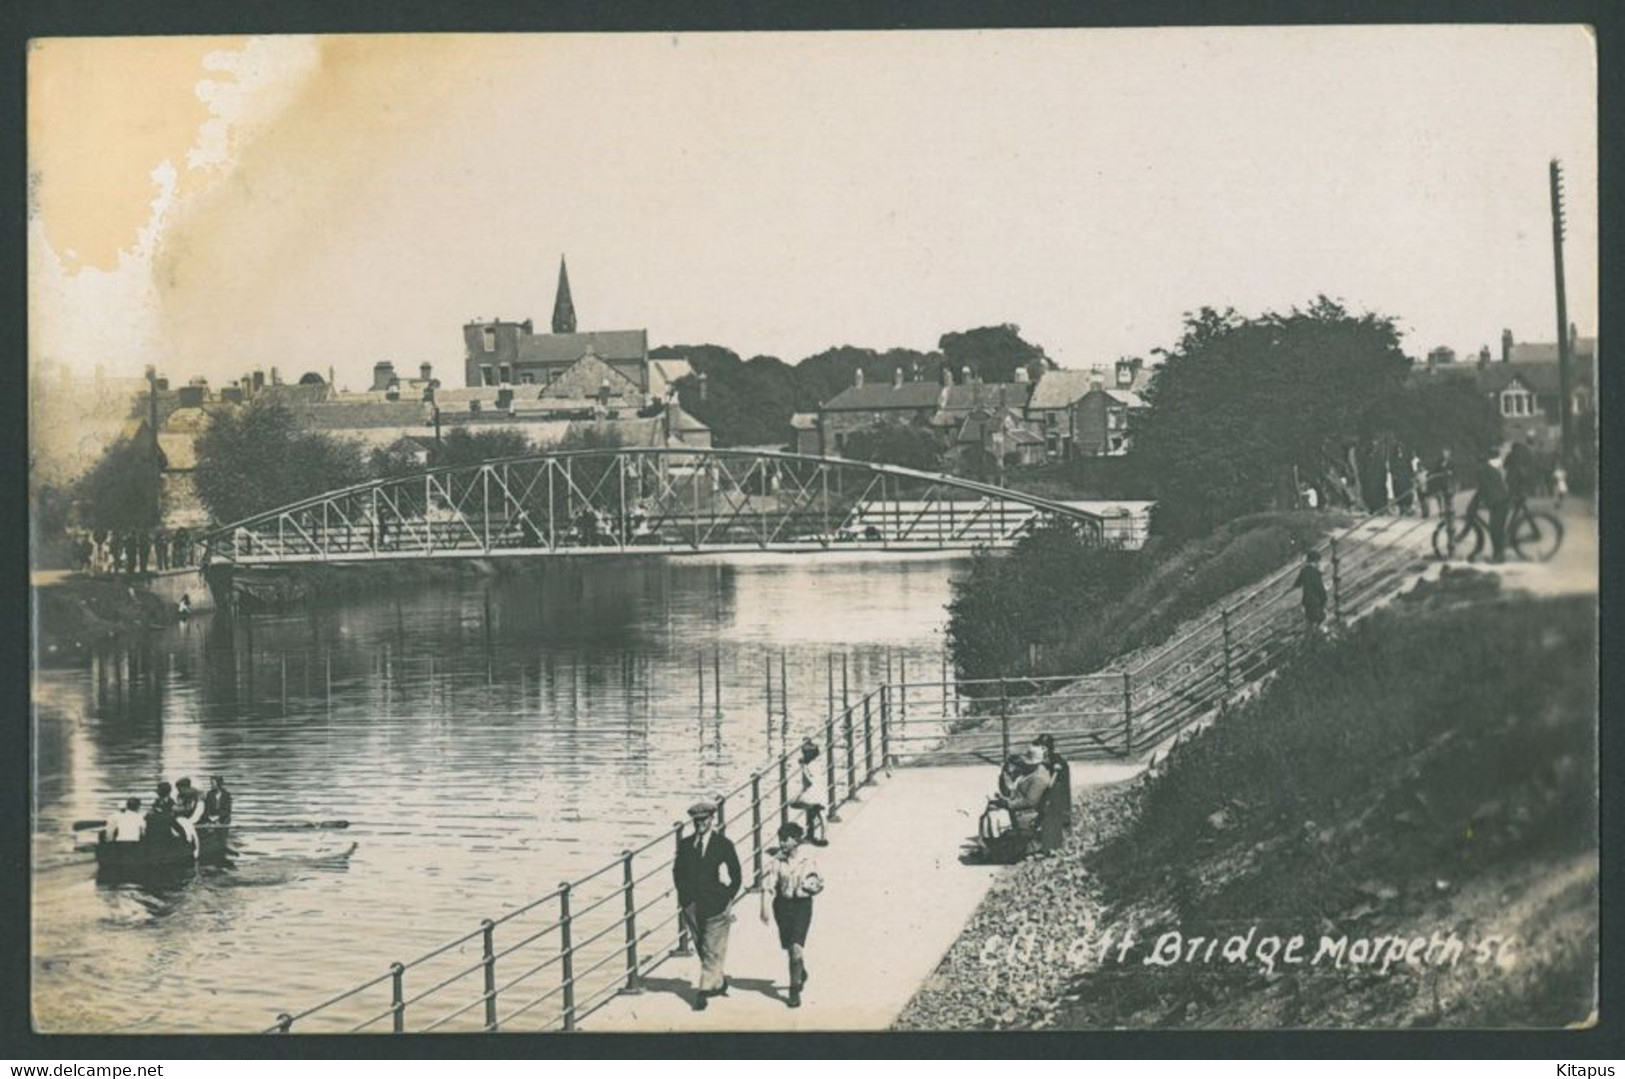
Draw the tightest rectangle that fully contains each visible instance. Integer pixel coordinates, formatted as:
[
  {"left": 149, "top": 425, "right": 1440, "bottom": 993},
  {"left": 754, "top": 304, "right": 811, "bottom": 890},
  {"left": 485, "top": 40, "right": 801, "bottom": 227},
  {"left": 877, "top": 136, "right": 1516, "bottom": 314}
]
[
  {"left": 899, "top": 577, "right": 1597, "bottom": 1029},
  {"left": 1044, "top": 511, "right": 1350, "bottom": 677}
]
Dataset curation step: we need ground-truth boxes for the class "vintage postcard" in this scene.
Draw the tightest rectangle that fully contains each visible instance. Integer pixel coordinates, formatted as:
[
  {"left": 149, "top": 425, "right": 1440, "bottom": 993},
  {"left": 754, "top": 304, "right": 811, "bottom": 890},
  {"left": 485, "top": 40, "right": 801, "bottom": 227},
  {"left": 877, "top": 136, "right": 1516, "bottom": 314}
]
[{"left": 27, "top": 27, "right": 1599, "bottom": 1038}]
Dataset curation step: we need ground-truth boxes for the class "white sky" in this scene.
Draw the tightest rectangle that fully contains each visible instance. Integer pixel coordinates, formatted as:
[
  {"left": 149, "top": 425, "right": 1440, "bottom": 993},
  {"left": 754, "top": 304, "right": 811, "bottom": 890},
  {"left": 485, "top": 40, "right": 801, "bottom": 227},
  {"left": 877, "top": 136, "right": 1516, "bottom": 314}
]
[{"left": 28, "top": 27, "right": 1598, "bottom": 389}]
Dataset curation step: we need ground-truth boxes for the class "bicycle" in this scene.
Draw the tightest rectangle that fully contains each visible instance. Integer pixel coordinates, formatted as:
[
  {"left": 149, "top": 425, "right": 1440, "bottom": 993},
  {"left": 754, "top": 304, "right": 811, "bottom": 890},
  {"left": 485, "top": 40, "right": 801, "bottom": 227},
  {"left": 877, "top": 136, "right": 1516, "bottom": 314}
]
[{"left": 1430, "top": 497, "right": 1564, "bottom": 563}]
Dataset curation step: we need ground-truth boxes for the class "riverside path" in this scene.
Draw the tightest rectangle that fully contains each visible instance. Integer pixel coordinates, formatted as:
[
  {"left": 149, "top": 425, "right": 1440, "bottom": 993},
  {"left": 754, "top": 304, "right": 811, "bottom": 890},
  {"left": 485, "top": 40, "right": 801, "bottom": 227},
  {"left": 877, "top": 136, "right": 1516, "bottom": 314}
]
[{"left": 585, "top": 760, "right": 1144, "bottom": 1031}]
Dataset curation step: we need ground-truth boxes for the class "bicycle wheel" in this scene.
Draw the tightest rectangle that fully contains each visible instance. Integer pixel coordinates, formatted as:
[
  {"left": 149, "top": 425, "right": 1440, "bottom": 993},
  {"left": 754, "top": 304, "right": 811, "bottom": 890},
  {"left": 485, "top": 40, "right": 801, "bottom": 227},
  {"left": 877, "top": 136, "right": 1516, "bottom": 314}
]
[
  {"left": 1509, "top": 510, "right": 1564, "bottom": 562},
  {"left": 1432, "top": 515, "right": 1484, "bottom": 561}
]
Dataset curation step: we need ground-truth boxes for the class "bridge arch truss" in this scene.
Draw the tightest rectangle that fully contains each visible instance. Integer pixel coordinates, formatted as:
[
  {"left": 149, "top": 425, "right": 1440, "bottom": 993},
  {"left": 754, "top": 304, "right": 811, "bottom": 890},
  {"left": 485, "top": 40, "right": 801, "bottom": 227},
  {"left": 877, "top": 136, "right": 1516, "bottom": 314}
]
[{"left": 202, "top": 448, "right": 1121, "bottom": 566}]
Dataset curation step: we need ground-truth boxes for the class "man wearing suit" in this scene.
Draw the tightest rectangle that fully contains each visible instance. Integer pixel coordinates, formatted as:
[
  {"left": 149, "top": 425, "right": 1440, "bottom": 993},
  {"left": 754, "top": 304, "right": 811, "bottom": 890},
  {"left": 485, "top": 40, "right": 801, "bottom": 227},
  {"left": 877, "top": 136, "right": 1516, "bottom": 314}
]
[{"left": 673, "top": 800, "right": 742, "bottom": 1010}]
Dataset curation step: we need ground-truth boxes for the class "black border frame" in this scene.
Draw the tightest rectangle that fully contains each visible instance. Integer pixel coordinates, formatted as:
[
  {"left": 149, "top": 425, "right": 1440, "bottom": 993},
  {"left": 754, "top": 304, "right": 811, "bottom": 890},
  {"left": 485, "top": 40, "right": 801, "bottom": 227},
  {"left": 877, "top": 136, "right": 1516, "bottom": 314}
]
[{"left": 4, "top": 0, "right": 1620, "bottom": 1060}]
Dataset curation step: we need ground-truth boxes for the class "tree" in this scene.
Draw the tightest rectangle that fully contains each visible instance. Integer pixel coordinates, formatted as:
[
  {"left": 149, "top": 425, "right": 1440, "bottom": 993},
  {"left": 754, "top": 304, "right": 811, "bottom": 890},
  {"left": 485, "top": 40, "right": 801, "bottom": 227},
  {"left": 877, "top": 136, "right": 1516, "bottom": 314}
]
[
  {"left": 841, "top": 422, "right": 944, "bottom": 472},
  {"left": 76, "top": 438, "right": 162, "bottom": 533},
  {"left": 193, "top": 402, "right": 369, "bottom": 524},
  {"left": 1134, "top": 298, "right": 1412, "bottom": 537},
  {"left": 435, "top": 427, "right": 534, "bottom": 468},
  {"left": 938, "top": 324, "right": 1054, "bottom": 383}
]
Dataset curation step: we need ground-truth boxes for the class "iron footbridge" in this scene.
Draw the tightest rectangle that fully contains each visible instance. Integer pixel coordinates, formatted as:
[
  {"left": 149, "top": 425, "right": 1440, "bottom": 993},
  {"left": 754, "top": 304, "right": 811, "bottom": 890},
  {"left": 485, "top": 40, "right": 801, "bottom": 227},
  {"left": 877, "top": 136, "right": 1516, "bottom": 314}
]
[{"left": 202, "top": 448, "right": 1135, "bottom": 567}]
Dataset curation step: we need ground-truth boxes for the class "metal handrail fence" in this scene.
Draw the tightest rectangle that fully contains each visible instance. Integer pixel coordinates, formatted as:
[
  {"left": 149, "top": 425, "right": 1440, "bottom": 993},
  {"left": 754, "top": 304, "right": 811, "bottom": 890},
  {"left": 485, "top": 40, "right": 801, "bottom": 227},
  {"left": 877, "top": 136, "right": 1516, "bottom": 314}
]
[
  {"left": 268, "top": 680, "right": 896, "bottom": 1033},
  {"left": 267, "top": 501, "right": 1437, "bottom": 1034}
]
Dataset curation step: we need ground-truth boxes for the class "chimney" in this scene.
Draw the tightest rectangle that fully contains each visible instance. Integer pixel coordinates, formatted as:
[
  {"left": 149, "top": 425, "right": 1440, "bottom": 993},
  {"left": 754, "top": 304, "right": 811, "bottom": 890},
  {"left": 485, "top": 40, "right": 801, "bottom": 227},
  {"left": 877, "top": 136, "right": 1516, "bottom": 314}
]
[
  {"left": 1116, "top": 357, "right": 1142, "bottom": 388},
  {"left": 371, "top": 361, "right": 396, "bottom": 392},
  {"left": 252, "top": 368, "right": 266, "bottom": 392},
  {"left": 1501, "top": 329, "right": 1513, "bottom": 363},
  {"left": 1478, "top": 345, "right": 1491, "bottom": 367},
  {"left": 270, "top": 366, "right": 282, "bottom": 386},
  {"left": 1089, "top": 365, "right": 1106, "bottom": 391},
  {"left": 1014, "top": 367, "right": 1030, "bottom": 384},
  {"left": 893, "top": 367, "right": 904, "bottom": 389},
  {"left": 962, "top": 365, "right": 973, "bottom": 386},
  {"left": 941, "top": 365, "right": 954, "bottom": 387},
  {"left": 420, "top": 362, "right": 433, "bottom": 383},
  {"left": 177, "top": 384, "right": 205, "bottom": 408},
  {"left": 854, "top": 368, "right": 865, "bottom": 388}
]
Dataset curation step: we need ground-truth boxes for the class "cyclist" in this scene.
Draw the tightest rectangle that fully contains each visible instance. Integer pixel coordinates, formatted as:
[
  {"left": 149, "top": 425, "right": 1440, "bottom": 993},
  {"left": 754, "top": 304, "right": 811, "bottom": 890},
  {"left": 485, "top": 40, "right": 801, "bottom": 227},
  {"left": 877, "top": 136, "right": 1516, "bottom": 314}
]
[
  {"left": 1467, "top": 449, "right": 1511, "bottom": 563},
  {"left": 1504, "top": 434, "right": 1540, "bottom": 502}
]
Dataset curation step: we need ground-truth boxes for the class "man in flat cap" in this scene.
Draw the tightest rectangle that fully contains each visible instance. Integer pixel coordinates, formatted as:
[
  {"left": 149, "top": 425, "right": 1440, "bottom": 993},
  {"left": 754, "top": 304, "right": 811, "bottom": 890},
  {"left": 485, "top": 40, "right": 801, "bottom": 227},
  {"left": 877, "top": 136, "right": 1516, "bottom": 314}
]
[{"left": 673, "top": 799, "right": 742, "bottom": 1010}]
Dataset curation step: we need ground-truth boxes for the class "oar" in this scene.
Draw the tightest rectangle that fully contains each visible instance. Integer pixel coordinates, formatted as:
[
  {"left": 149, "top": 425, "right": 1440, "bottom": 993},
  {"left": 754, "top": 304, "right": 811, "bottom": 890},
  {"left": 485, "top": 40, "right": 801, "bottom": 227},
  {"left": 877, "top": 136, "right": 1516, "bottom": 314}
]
[{"left": 73, "top": 819, "right": 351, "bottom": 832}]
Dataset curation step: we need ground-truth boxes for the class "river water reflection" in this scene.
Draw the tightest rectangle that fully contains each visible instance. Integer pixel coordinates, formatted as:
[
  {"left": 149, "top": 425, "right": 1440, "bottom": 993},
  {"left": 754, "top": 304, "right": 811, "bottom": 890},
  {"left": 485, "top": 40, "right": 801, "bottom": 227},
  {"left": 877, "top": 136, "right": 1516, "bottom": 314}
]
[{"left": 31, "top": 554, "right": 968, "bottom": 1033}]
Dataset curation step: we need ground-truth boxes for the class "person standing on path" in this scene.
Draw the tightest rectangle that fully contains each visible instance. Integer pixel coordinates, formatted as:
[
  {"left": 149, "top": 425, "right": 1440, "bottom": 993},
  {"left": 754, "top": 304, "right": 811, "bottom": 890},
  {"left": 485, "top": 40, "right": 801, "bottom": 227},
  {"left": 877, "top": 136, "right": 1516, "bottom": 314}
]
[
  {"left": 759, "top": 822, "right": 824, "bottom": 1008},
  {"left": 1033, "top": 734, "right": 1071, "bottom": 854},
  {"left": 788, "top": 739, "right": 828, "bottom": 846},
  {"left": 673, "top": 800, "right": 742, "bottom": 1011},
  {"left": 1291, "top": 550, "right": 1327, "bottom": 632}
]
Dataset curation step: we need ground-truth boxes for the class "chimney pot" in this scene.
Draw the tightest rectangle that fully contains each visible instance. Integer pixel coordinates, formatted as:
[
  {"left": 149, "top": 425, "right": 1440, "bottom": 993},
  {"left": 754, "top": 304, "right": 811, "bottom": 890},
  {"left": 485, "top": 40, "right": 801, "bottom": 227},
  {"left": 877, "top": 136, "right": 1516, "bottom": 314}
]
[
  {"left": 1501, "top": 329, "right": 1514, "bottom": 363},
  {"left": 854, "top": 368, "right": 865, "bottom": 388},
  {"left": 893, "top": 367, "right": 904, "bottom": 388}
]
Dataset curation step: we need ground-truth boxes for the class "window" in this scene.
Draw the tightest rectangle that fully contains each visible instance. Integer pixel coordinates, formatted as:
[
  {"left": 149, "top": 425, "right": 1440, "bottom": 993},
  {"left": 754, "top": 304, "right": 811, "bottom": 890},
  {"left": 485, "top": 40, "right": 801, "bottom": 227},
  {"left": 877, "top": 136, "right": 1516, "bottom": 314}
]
[
  {"left": 498, "top": 364, "right": 512, "bottom": 384},
  {"left": 520, "top": 372, "right": 535, "bottom": 385},
  {"left": 1500, "top": 388, "right": 1535, "bottom": 418},
  {"left": 480, "top": 364, "right": 495, "bottom": 387},
  {"left": 481, "top": 327, "right": 497, "bottom": 353}
]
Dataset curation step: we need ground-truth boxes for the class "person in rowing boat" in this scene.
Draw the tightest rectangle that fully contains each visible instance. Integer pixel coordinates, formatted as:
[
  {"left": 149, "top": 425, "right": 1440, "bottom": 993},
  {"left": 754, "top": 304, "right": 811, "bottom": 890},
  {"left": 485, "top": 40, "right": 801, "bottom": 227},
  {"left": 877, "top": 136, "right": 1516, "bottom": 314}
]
[
  {"left": 146, "top": 781, "right": 177, "bottom": 832},
  {"left": 172, "top": 778, "right": 205, "bottom": 854},
  {"left": 106, "top": 798, "right": 145, "bottom": 843},
  {"left": 204, "top": 776, "right": 233, "bottom": 824}
]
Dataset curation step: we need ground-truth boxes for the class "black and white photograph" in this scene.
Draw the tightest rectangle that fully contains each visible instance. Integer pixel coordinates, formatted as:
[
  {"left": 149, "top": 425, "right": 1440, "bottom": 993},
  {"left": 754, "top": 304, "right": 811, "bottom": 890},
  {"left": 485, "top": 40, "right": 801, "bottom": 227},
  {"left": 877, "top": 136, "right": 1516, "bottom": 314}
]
[{"left": 23, "top": 24, "right": 1601, "bottom": 1040}]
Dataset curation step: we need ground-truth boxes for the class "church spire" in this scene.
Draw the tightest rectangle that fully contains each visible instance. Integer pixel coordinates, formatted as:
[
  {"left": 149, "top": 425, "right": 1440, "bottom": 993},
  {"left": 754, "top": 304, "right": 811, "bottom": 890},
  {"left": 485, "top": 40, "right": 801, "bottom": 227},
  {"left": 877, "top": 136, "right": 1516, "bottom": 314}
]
[{"left": 551, "top": 256, "right": 577, "bottom": 334}]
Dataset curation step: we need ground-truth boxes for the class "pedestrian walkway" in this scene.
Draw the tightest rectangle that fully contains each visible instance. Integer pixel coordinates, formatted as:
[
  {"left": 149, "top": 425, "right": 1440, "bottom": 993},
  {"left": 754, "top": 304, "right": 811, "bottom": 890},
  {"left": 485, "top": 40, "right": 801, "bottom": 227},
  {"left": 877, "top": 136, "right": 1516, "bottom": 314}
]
[{"left": 586, "top": 761, "right": 1142, "bottom": 1031}]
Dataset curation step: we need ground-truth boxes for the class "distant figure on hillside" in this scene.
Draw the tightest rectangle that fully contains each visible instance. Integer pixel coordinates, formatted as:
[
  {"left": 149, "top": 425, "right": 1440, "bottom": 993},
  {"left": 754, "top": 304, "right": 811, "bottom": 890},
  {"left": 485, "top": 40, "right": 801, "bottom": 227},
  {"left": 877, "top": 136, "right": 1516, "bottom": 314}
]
[{"left": 1291, "top": 550, "right": 1327, "bottom": 631}]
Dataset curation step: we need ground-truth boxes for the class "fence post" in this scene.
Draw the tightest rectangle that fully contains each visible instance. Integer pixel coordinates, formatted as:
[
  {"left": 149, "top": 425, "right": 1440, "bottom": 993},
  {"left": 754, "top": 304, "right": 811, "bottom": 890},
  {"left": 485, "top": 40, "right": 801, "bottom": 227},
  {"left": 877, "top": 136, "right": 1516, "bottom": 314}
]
[
  {"left": 778, "top": 752, "right": 790, "bottom": 828},
  {"left": 750, "top": 773, "right": 765, "bottom": 887},
  {"left": 899, "top": 655, "right": 908, "bottom": 732},
  {"left": 481, "top": 918, "right": 498, "bottom": 1031},
  {"left": 390, "top": 961, "right": 406, "bottom": 1034},
  {"left": 862, "top": 695, "right": 874, "bottom": 782},
  {"left": 673, "top": 823, "right": 693, "bottom": 956},
  {"left": 880, "top": 684, "right": 892, "bottom": 769},
  {"left": 843, "top": 703, "right": 857, "bottom": 798},
  {"left": 559, "top": 883, "right": 576, "bottom": 1032},
  {"left": 825, "top": 719, "right": 840, "bottom": 820},
  {"left": 765, "top": 655, "right": 774, "bottom": 747},
  {"left": 998, "top": 676, "right": 1011, "bottom": 762},
  {"left": 1122, "top": 671, "right": 1134, "bottom": 755},
  {"left": 713, "top": 648, "right": 722, "bottom": 717},
  {"left": 1329, "top": 538, "right": 1343, "bottom": 623},
  {"left": 1221, "top": 608, "right": 1234, "bottom": 696},
  {"left": 779, "top": 650, "right": 789, "bottom": 727},
  {"left": 621, "top": 851, "right": 641, "bottom": 994}
]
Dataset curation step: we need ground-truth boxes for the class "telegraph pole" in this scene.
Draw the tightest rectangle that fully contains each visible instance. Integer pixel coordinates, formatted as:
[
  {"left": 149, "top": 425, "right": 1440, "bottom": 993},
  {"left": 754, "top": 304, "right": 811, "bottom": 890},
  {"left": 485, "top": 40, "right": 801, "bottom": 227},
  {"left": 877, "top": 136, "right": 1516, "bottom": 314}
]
[{"left": 1549, "top": 159, "right": 1572, "bottom": 468}]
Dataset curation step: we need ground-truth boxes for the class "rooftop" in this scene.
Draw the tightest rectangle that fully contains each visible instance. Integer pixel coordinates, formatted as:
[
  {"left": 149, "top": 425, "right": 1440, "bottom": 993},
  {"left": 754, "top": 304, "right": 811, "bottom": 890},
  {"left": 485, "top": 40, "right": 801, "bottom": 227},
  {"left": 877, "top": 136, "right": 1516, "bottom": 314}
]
[{"left": 822, "top": 382, "right": 944, "bottom": 411}]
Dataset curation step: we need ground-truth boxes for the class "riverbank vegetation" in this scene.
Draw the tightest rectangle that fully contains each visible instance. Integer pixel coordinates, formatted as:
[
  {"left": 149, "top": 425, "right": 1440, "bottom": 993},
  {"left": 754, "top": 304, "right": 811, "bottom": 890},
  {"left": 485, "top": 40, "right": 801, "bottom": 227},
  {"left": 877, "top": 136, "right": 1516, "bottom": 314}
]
[
  {"left": 35, "top": 576, "right": 180, "bottom": 661},
  {"left": 901, "top": 578, "right": 1598, "bottom": 1030}
]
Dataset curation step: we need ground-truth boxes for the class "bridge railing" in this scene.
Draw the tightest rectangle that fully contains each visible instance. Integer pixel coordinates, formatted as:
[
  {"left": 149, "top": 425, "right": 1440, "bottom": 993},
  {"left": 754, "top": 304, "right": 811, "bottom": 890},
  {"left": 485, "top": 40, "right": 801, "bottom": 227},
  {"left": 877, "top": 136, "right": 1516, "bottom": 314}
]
[{"left": 265, "top": 501, "right": 1437, "bottom": 1033}]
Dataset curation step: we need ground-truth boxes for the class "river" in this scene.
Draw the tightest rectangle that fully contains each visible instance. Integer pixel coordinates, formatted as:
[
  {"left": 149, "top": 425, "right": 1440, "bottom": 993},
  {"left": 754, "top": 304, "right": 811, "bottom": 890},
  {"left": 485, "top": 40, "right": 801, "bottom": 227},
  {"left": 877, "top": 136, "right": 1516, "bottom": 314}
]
[{"left": 30, "top": 553, "right": 969, "bottom": 1033}]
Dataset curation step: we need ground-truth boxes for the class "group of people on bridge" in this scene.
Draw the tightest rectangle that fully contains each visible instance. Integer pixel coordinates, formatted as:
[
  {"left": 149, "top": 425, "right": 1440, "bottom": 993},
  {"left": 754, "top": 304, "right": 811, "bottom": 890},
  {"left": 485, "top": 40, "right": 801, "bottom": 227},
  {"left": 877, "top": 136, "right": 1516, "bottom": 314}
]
[{"left": 73, "top": 527, "right": 199, "bottom": 576}]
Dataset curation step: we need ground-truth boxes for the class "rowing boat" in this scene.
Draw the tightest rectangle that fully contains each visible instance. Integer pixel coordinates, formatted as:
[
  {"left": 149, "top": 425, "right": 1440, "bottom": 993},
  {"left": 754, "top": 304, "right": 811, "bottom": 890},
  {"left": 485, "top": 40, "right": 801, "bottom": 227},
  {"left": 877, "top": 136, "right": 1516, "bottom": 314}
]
[{"left": 94, "top": 823, "right": 230, "bottom": 882}]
